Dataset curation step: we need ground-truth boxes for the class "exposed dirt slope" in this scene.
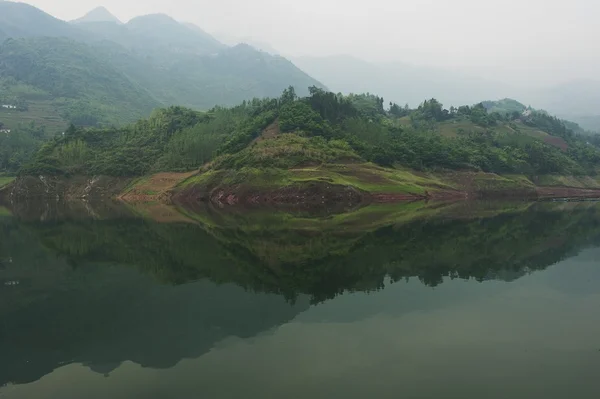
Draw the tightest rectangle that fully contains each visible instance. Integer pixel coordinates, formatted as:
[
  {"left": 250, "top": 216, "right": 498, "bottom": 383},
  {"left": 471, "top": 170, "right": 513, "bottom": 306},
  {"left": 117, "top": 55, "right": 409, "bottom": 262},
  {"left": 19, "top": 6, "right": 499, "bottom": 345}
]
[{"left": 119, "top": 172, "right": 197, "bottom": 202}]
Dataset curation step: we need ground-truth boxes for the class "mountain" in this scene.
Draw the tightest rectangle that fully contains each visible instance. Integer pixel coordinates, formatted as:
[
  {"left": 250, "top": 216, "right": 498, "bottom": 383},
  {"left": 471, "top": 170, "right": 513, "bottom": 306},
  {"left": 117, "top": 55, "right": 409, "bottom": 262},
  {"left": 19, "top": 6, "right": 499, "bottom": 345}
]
[
  {"left": 89, "top": 40, "right": 324, "bottom": 110},
  {"left": 0, "top": 37, "right": 160, "bottom": 127},
  {"left": 212, "top": 31, "right": 280, "bottom": 55},
  {"left": 0, "top": 1, "right": 84, "bottom": 39},
  {"left": 0, "top": 3, "right": 325, "bottom": 130},
  {"left": 292, "top": 55, "right": 512, "bottom": 108},
  {"left": 293, "top": 55, "right": 600, "bottom": 133},
  {"left": 569, "top": 115, "right": 600, "bottom": 133},
  {"left": 20, "top": 88, "right": 600, "bottom": 198},
  {"left": 71, "top": 6, "right": 121, "bottom": 24},
  {"left": 519, "top": 80, "right": 600, "bottom": 133},
  {"left": 182, "top": 22, "right": 229, "bottom": 51},
  {"left": 123, "top": 14, "right": 225, "bottom": 56}
]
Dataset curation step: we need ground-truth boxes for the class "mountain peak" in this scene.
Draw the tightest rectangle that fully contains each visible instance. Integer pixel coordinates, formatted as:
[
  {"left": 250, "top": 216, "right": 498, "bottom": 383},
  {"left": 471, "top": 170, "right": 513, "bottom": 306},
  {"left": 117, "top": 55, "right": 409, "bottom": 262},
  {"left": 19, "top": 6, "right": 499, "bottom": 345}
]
[
  {"left": 72, "top": 6, "right": 121, "bottom": 24},
  {"left": 127, "top": 13, "right": 178, "bottom": 26}
]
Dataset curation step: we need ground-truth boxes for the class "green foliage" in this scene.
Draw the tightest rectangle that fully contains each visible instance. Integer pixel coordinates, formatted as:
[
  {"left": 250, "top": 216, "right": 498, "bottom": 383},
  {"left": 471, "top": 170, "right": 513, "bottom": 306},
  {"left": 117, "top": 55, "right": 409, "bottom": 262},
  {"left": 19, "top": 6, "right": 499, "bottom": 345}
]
[
  {"left": 306, "top": 86, "right": 358, "bottom": 124},
  {"left": 9, "top": 200, "right": 600, "bottom": 304},
  {"left": 481, "top": 98, "right": 527, "bottom": 114},
  {"left": 0, "top": 176, "right": 15, "bottom": 188},
  {"left": 413, "top": 98, "right": 450, "bottom": 122},
  {"left": 0, "top": 37, "right": 160, "bottom": 127},
  {"left": 346, "top": 93, "right": 385, "bottom": 119},
  {"left": 21, "top": 88, "right": 600, "bottom": 178},
  {"left": 215, "top": 133, "right": 361, "bottom": 170},
  {"left": 279, "top": 101, "right": 332, "bottom": 137},
  {"left": 0, "top": 122, "right": 47, "bottom": 173}
]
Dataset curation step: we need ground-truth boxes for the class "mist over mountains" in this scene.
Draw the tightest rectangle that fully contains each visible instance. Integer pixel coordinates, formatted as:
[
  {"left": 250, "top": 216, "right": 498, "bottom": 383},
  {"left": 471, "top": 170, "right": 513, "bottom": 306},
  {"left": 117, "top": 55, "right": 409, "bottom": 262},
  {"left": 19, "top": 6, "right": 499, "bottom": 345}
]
[
  {"left": 0, "top": 1, "right": 324, "bottom": 129},
  {"left": 0, "top": 1, "right": 598, "bottom": 133},
  {"left": 293, "top": 55, "right": 600, "bottom": 133}
]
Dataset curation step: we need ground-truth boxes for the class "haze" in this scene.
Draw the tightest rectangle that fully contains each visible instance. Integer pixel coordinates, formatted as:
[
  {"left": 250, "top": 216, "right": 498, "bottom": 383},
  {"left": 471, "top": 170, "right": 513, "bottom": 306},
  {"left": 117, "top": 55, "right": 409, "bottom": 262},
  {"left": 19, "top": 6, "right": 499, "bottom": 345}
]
[{"left": 26, "top": 0, "right": 600, "bottom": 87}]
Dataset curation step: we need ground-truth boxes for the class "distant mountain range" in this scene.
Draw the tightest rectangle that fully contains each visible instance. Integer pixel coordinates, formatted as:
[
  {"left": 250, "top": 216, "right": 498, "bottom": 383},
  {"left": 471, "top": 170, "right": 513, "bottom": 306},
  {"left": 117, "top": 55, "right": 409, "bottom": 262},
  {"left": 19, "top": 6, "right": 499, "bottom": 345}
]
[
  {"left": 71, "top": 6, "right": 122, "bottom": 24},
  {"left": 292, "top": 55, "right": 514, "bottom": 109},
  {"left": 0, "top": 1, "right": 324, "bottom": 130},
  {"left": 0, "top": 1, "right": 598, "bottom": 134}
]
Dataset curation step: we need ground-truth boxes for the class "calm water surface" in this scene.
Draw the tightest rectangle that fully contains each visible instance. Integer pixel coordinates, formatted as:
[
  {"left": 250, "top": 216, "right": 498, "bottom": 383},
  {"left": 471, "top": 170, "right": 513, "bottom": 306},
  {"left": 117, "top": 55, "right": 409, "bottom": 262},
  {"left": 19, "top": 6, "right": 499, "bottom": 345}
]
[{"left": 1, "top": 200, "right": 600, "bottom": 398}]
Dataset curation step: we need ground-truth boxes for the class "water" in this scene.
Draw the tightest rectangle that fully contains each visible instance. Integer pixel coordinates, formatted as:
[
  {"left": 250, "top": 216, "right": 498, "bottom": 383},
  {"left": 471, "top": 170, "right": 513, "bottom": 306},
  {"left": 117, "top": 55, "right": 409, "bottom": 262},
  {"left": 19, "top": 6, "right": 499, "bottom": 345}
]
[{"left": 1, "top": 200, "right": 600, "bottom": 398}]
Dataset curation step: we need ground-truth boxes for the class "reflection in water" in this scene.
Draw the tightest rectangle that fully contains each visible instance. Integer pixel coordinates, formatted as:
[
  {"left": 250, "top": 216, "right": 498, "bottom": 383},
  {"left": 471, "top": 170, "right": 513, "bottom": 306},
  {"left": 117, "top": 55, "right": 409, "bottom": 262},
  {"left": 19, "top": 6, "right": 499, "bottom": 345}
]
[{"left": 1, "top": 200, "right": 600, "bottom": 398}]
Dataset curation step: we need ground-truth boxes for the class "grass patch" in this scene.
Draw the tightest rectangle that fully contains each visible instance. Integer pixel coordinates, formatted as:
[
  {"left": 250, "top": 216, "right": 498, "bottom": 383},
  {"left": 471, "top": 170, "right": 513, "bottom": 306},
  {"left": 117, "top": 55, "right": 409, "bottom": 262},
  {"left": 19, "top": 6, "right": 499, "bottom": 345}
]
[
  {"left": 119, "top": 176, "right": 149, "bottom": 196},
  {"left": 0, "top": 206, "right": 12, "bottom": 216},
  {"left": 180, "top": 162, "right": 458, "bottom": 196},
  {"left": 535, "top": 175, "right": 600, "bottom": 188},
  {"left": 0, "top": 100, "right": 68, "bottom": 135},
  {"left": 0, "top": 176, "right": 15, "bottom": 188},
  {"left": 290, "top": 163, "right": 455, "bottom": 194},
  {"left": 213, "top": 133, "right": 361, "bottom": 170},
  {"left": 473, "top": 173, "right": 534, "bottom": 192},
  {"left": 437, "top": 119, "right": 485, "bottom": 138}
]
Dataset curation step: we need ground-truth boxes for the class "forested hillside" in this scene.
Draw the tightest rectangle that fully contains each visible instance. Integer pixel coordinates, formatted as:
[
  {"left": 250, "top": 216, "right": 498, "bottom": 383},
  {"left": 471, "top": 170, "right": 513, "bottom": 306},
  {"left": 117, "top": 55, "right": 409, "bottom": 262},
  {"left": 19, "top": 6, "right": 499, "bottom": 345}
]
[
  {"left": 0, "top": 2, "right": 325, "bottom": 130},
  {"left": 22, "top": 87, "right": 600, "bottom": 189},
  {"left": 0, "top": 37, "right": 161, "bottom": 125}
]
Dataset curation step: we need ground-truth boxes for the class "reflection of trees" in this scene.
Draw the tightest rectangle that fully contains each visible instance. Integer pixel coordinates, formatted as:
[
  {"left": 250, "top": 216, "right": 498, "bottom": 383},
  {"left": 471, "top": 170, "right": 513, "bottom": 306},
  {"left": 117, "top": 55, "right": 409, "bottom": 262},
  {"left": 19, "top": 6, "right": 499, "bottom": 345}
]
[
  {"left": 3, "top": 202, "right": 600, "bottom": 386},
  {"left": 0, "top": 216, "right": 310, "bottom": 386},
  {"left": 14, "top": 202, "right": 600, "bottom": 303}
]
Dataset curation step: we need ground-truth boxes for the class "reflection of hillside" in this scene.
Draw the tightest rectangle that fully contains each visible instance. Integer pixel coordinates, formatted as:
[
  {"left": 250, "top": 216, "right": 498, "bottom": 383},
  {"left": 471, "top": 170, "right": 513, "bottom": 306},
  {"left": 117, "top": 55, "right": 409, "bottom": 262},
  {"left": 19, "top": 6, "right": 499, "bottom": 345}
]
[
  {"left": 0, "top": 217, "right": 309, "bottom": 386},
  {"left": 11, "top": 200, "right": 600, "bottom": 301},
  {"left": 3, "top": 200, "right": 600, "bottom": 386}
]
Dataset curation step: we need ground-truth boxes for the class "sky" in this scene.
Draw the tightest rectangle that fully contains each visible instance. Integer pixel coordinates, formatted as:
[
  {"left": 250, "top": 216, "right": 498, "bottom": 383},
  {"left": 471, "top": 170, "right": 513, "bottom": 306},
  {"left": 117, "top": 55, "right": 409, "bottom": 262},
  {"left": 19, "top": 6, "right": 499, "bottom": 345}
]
[{"left": 23, "top": 0, "right": 600, "bottom": 86}]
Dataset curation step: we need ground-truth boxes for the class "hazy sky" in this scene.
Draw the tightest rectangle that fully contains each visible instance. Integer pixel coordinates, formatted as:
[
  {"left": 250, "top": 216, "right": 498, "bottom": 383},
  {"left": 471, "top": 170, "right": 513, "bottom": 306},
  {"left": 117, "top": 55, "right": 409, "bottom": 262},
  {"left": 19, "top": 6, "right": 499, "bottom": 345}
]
[{"left": 25, "top": 0, "right": 600, "bottom": 86}]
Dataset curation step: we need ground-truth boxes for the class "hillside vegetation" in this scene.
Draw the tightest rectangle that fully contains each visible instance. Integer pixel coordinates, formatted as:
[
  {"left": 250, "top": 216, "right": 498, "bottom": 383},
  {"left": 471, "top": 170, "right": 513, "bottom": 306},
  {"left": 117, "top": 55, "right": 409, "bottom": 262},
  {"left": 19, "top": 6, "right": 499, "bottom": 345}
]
[
  {"left": 0, "top": 2, "right": 324, "bottom": 126},
  {"left": 0, "top": 37, "right": 161, "bottom": 126},
  {"left": 20, "top": 87, "right": 600, "bottom": 198},
  {"left": 4, "top": 200, "right": 600, "bottom": 386},
  {"left": 0, "top": 2, "right": 325, "bottom": 174}
]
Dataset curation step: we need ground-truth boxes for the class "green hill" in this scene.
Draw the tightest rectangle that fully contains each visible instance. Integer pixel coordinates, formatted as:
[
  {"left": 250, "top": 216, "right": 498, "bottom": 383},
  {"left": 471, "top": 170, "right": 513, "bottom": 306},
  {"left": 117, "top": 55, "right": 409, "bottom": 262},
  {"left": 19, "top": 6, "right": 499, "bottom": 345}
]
[
  {"left": 0, "top": 3, "right": 325, "bottom": 173},
  {"left": 18, "top": 88, "right": 600, "bottom": 201},
  {"left": 0, "top": 3, "right": 324, "bottom": 112},
  {"left": 0, "top": 37, "right": 161, "bottom": 127},
  {"left": 481, "top": 98, "right": 527, "bottom": 114}
]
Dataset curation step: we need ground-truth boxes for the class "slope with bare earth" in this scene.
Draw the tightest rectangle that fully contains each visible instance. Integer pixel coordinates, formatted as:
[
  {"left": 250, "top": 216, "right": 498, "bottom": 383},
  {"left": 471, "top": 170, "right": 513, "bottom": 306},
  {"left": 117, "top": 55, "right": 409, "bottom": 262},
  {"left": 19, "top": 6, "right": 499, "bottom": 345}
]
[{"left": 118, "top": 171, "right": 198, "bottom": 202}]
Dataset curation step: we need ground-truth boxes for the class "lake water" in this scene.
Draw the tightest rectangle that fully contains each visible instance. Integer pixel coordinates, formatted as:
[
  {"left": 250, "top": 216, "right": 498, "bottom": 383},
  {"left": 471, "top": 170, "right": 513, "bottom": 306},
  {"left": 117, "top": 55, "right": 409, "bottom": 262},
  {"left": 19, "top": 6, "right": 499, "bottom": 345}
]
[{"left": 1, "top": 200, "right": 600, "bottom": 398}]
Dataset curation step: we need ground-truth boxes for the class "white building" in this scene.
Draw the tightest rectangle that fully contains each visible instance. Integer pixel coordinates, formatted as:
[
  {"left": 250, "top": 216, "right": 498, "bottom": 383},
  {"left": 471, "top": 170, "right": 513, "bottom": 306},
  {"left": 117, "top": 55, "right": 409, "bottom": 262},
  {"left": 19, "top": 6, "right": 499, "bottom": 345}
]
[{"left": 1, "top": 105, "right": 17, "bottom": 109}]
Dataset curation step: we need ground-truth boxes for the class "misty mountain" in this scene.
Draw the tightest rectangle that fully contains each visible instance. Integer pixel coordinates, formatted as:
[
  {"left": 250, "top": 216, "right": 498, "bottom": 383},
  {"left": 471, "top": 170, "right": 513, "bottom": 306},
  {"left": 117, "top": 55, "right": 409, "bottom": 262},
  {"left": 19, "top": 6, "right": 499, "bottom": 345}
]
[
  {"left": 519, "top": 80, "right": 600, "bottom": 132},
  {"left": 0, "top": 1, "right": 85, "bottom": 39},
  {"left": 0, "top": 2, "right": 325, "bottom": 128},
  {"left": 0, "top": 37, "right": 160, "bottom": 125},
  {"left": 213, "top": 31, "right": 280, "bottom": 55},
  {"left": 183, "top": 22, "right": 230, "bottom": 52},
  {"left": 124, "top": 14, "right": 225, "bottom": 56},
  {"left": 94, "top": 41, "right": 323, "bottom": 109},
  {"left": 293, "top": 55, "right": 600, "bottom": 133},
  {"left": 71, "top": 14, "right": 226, "bottom": 59},
  {"left": 71, "top": 6, "right": 122, "bottom": 24},
  {"left": 292, "top": 55, "right": 512, "bottom": 108}
]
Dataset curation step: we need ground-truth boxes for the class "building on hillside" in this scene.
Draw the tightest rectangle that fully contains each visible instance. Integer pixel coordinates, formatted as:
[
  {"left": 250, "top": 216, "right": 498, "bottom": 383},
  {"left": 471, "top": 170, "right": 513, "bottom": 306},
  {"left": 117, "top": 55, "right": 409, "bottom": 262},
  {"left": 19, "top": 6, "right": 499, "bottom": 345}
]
[
  {"left": 0, "top": 128, "right": 10, "bottom": 134},
  {"left": 1, "top": 105, "right": 17, "bottom": 109}
]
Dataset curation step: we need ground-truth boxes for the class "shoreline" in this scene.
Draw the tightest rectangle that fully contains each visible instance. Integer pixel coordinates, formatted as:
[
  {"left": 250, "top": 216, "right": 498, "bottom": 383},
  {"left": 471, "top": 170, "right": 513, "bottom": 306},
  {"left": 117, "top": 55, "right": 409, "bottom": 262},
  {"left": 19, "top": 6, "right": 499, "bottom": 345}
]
[{"left": 4, "top": 170, "right": 600, "bottom": 207}]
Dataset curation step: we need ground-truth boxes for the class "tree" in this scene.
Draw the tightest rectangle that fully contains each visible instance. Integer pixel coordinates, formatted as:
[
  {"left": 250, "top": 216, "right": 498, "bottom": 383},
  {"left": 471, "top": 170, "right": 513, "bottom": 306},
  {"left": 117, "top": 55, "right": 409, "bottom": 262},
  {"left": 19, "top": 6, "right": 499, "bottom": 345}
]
[
  {"left": 389, "top": 102, "right": 408, "bottom": 117},
  {"left": 280, "top": 86, "right": 297, "bottom": 105}
]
